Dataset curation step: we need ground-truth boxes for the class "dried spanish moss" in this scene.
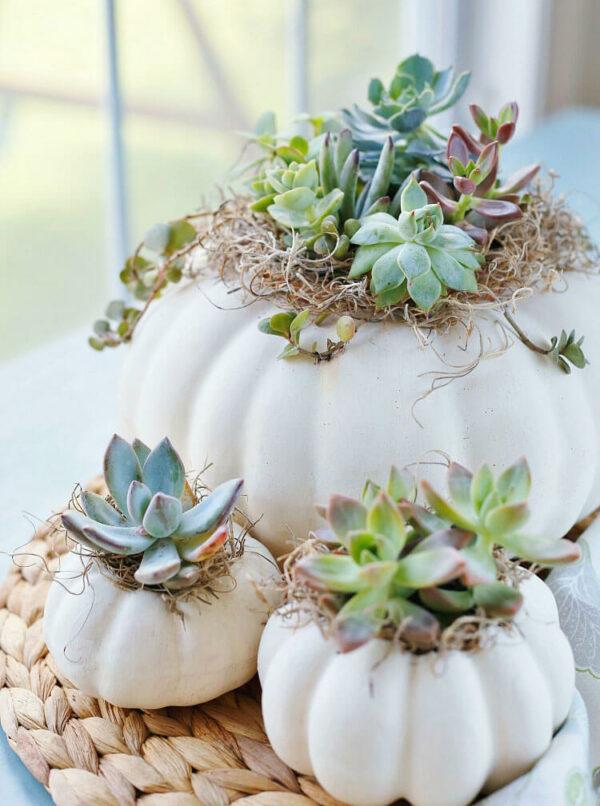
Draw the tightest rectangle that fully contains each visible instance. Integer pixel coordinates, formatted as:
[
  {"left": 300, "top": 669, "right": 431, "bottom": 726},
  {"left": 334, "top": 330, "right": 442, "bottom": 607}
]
[{"left": 187, "top": 180, "right": 598, "bottom": 337}]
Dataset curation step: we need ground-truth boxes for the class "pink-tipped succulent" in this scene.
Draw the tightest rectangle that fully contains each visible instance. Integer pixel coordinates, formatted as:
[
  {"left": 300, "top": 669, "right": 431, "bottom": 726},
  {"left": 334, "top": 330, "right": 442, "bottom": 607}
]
[
  {"left": 62, "top": 435, "right": 243, "bottom": 590},
  {"left": 295, "top": 459, "right": 580, "bottom": 654},
  {"left": 419, "top": 102, "right": 540, "bottom": 240}
]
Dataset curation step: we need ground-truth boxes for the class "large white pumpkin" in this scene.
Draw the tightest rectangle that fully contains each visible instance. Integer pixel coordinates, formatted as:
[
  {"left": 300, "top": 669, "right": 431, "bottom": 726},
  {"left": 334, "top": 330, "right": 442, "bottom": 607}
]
[
  {"left": 118, "top": 274, "right": 600, "bottom": 557},
  {"left": 258, "top": 573, "right": 575, "bottom": 806},
  {"left": 44, "top": 534, "right": 279, "bottom": 709}
]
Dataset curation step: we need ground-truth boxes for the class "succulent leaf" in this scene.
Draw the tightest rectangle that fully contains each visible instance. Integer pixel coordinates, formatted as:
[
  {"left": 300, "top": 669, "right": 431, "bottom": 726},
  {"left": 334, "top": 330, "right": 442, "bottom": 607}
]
[
  {"left": 142, "top": 492, "right": 183, "bottom": 538},
  {"left": 178, "top": 523, "right": 229, "bottom": 563},
  {"left": 470, "top": 464, "right": 494, "bottom": 512},
  {"left": 413, "top": 527, "right": 473, "bottom": 552},
  {"left": 419, "top": 586, "right": 474, "bottom": 613},
  {"left": 327, "top": 495, "right": 368, "bottom": 544},
  {"left": 366, "top": 491, "right": 407, "bottom": 555},
  {"left": 127, "top": 480, "right": 152, "bottom": 524},
  {"left": 103, "top": 434, "right": 142, "bottom": 515},
  {"left": 175, "top": 478, "right": 244, "bottom": 540},
  {"left": 82, "top": 523, "right": 155, "bottom": 556},
  {"left": 496, "top": 457, "right": 531, "bottom": 504},
  {"left": 484, "top": 502, "right": 529, "bottom": 536},
  {"left": 386, "top": 599, "right": 441, "bottom": 650},
  {"left": 81, "top": 492, "right": 125, "bottom": 526},
  {"left": 332, "top": 612, "right": 379, "bottom": 653},
  {"left": 61, "top": 511, "right": 104, "bottom": 552},
  {"left": 296, "top": 554, "right": 369, "bottom": 593},
  {"left": 394, "top": 547, "right": 465, "bottom": 588},
  {"left": 132, "top": 438, "right": 151, "bottom": 466},
  {"left": 134, "top": 539, "right": 181, "bottom": 586},
  {"left": 387, "top": 466, "right": 416, "bottom": 503},
  {"left": 500, "top": 534, "right": 581, "bottom": 565},
  {"left": 142, "top": 437, "right": 186, "bottom": 499},
  {"left": 162, "top": 563, "right": 203, "bottom": 590},
  {"left": 422, "top": 480, "right": 477, "bottom": 531},
  {"left": 472, "top": 582, "right": 522, "bottom": 616}
]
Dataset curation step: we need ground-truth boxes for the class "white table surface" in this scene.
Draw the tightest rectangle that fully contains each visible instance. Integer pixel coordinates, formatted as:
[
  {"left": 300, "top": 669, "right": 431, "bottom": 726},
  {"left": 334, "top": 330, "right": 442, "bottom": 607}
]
[{"left": 2, "top": 108, "right": 600, "bottom": 803}]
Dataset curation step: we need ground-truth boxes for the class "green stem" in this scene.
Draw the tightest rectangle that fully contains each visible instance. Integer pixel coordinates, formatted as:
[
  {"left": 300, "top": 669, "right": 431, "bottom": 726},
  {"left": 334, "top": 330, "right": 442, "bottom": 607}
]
[
  {"left": 503, "top": 311, "right": 552, "bottom": 356},
  {"left": 450, "top": 193, "right": 472, "bottom": 223}
]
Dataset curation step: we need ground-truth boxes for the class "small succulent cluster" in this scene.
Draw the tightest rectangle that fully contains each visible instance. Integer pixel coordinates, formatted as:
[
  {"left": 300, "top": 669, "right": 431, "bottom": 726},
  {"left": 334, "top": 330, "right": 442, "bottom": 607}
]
[
  {"left": 248, "top": 56, "right": 470, "bottom": 257},
  {"left": 89, "top": 219, "right": 198, "bottom": 350},
  {"left": 348, "top": 175, "right": 483, "bottom": 310},
  {"left": 342, "top": 54, "right": 470, "bottom": 185},
  {"left": 62, "top": 435, "right": 243, "bottom": 590},
  {"left": 245, "top": 59, "right": 542, "bottom": 313},
  {"left": 549, "top": 329, "right": 588, "bottom": 373},
  {"left": 258, "top": 309, "right": 356, "bottom": 361},
  {"left": 503, "top": 311, "right": 589, "bottom": 374},
  {"left": 295, "top": 458, "right": 580, "bottom": 653},
  {"left": 249, "top": 117, "right": 397, "bottom": 256},
  {"left": 87, "top": 52, "right": 589, "bottom": 376},
  {"left": 419, "top": 102, "right": 540, "bottom": 240}
]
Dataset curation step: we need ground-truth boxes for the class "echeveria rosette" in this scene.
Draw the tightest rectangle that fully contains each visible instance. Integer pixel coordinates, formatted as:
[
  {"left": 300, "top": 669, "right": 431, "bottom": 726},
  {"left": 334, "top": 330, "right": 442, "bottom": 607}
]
[
  {"left": 295, "top": 459, "right": 581, "bottom": 654},
  {"left": 420, "top": 458, "right": 580, "bottom": 587},
  {"left": 349, "top": 175, "right": 483, "bottom": 311},
  {"left": 342, "top": 54, "right": 470, "bottom": 186},
  {"left": 62, "top": 435, "right": 243, "bottom": 591}
]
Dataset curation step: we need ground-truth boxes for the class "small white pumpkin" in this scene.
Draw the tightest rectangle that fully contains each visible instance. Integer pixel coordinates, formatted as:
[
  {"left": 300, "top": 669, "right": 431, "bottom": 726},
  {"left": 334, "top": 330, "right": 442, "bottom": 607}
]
[
  {"left": 258, "top": 573, "right": 575, "bottom": 806},
  {"left": 45, "top": 532, "right": 279, "bottom": 709},
  {"left": 118, "top": 274, "right": 600, "bottom": 557}
]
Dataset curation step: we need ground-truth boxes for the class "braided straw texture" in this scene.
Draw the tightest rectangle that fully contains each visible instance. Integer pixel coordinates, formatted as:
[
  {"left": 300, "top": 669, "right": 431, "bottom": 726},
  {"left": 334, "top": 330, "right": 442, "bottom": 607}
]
[{"left": 0, "top": 479, "right": 347, "bottom": 806}]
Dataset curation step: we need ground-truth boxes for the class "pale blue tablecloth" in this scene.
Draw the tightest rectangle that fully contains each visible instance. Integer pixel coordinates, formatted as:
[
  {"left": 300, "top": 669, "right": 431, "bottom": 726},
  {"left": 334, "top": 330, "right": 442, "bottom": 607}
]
[{"left": 1, "top": 108, "right": 599, "bottom": 803}]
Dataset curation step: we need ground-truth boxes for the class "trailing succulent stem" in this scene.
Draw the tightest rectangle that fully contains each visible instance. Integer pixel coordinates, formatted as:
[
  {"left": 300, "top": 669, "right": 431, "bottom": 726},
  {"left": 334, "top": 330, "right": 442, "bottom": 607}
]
[
  {"left": 294, "top": 458, "right": 580, "bottom": 653},
  {"left": 89, "top": 219, "right": 199, "bottom": 351},
  {"left": 503, "top": 311, "right": 588, "bottom": 373},
  {"left": 258, "top": 309, "right": 355, "bottom": 362},
  {"left": 62, "top": 435, "right": 243, "bottom": 591}
]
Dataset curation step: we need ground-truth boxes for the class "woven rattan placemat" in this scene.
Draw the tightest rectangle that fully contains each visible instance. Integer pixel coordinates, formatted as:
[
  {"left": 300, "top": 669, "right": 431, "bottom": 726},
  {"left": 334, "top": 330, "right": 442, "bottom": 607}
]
[{"left": 0, "top": 480, "right": 344, "bottom": 806}]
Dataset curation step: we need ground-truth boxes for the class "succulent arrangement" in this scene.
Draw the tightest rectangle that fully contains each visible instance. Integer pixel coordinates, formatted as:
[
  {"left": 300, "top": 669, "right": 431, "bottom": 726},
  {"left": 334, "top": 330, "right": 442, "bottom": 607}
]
[
  {"left": 87, "top": 52, "right": 590, "bottom": 375},
  {"left": 62, "top": 435, "right": 243, "bottom": 590},
  {"left": 295, "top": 458, "right": 580, "bottom": 652}
]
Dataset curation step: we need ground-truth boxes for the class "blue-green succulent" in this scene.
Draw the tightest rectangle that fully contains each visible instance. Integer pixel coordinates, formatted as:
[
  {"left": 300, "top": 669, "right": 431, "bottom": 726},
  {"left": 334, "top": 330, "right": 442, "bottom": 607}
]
[
  {"left": 342, "top": 54, "right": 470, "bottom": 185},
  {"left": 62, "top": 435, "right": 243, "bottom": 590},
  {"left": 349, "top": 175, "right": 483, "bottom": 310}
]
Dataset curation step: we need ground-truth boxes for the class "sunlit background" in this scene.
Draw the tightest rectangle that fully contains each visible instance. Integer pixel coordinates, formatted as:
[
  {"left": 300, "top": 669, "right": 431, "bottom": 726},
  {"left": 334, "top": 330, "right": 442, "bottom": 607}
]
[{"left": 2, "top": 0, "right": 600, "bottom": 361}]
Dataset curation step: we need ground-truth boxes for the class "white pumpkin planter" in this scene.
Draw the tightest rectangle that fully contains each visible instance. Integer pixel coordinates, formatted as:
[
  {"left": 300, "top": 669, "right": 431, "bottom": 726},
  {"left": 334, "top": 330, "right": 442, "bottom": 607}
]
[
  {"left": 258, "top": 573, "right": 575, "bottom": 806},
  {"left": 118, "top": 275, "right": 600, "bottom": 557},
  {"left": 44, "top": 531, "right": 279, "bottom": 709}
]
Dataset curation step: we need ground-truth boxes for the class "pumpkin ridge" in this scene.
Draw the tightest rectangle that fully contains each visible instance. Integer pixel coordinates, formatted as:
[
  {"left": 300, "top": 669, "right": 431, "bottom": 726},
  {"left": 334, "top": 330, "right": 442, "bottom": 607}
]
[
  {"left": 120, "top": 282, "right": 195, "bottom": 441},
  {"left": 119, "top": 273, "right": 600, "bottom": 558}
]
